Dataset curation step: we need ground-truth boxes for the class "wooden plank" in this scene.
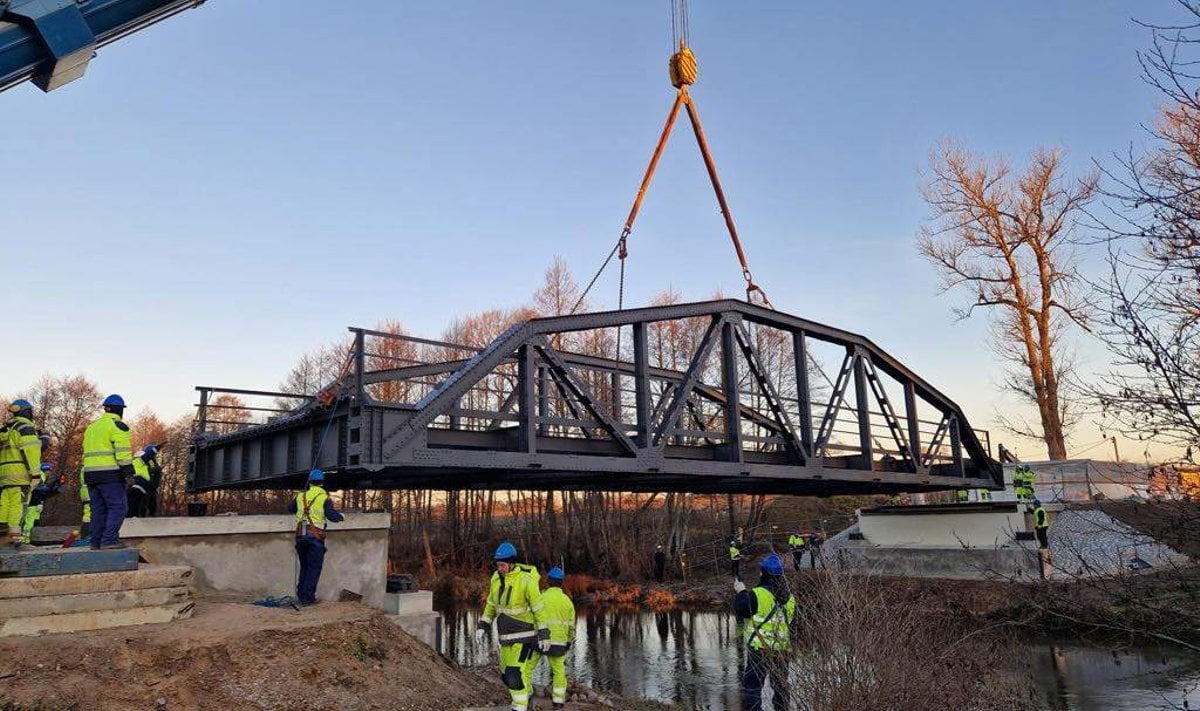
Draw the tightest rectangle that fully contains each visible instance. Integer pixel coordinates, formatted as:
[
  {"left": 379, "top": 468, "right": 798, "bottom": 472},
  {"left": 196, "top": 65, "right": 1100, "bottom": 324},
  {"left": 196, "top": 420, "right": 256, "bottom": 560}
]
[
  {"left": 0, "top": 585, "right": 191, "bottom": 618},
  {"left": 0, "top": 601, "right": 194, "bottom": 637},
  {"left": 0, "top": 548, "right": 138, "bottom": 578},
  {"left": 0, "top": 565, "right": 192, "bottom": 600}
]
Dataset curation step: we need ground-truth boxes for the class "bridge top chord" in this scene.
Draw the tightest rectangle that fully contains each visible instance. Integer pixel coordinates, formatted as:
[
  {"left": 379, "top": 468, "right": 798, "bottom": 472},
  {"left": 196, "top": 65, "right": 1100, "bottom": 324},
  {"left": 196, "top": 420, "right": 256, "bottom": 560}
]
[{"left": 189, "top": 300, "right": 1001, "bottom": 496}]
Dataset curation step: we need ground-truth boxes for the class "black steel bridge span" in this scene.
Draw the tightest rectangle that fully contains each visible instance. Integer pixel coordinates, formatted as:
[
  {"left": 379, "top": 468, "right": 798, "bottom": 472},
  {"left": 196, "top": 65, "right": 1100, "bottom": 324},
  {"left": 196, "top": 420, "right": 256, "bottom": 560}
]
[{"left": 189, "top": 300, "right": 1001, "bottom": 495}]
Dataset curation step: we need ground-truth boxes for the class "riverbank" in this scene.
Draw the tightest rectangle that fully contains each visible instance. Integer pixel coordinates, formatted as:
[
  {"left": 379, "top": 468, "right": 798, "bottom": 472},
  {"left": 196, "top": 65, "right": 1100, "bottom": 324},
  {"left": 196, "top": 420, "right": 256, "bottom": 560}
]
[
  {"left": 431, "top": 564, "right": 1200, "bottom": 652},
  {"left": 0, "top": 599, "right": 679, "bottom": 711}
]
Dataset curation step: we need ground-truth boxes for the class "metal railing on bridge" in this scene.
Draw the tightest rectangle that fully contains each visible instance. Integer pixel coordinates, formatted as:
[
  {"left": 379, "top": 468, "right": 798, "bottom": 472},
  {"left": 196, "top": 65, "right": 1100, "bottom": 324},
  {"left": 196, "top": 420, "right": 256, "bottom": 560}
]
[{"left": 189, "top": 300, "right": 1001, "bottom": 495}]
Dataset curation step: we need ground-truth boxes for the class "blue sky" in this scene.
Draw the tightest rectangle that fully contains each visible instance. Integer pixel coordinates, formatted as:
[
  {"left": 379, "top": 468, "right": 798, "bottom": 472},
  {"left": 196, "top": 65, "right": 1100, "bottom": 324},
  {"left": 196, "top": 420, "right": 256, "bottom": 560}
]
[{"left": 0, "top": 2, "right": 1173, "bottom": 460}]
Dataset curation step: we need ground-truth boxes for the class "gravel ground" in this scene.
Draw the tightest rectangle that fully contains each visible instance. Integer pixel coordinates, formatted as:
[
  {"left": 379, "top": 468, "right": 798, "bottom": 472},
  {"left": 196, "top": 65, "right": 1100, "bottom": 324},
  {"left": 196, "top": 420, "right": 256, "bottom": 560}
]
[{"left": 1048, "top": 508, "right": 1189, "bottom": 579}]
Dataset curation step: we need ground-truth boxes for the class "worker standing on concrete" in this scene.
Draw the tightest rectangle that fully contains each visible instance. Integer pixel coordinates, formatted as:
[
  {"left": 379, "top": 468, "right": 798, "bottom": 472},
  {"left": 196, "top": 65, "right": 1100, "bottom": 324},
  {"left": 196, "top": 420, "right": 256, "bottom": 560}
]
[
  {"left": 1013, "top": 464, "right": 1035, "bottom": 503},
  {"left": 653, "top": 544, "right": 666, "bottom": 583},
  {"left": 476, "top": 541, "right": 550, "bottom": 711},
  {"left": 734, "top": 554, "right": 795, "bottom": 711},
  {"left": 1033, "top": 499, "right": 1050, "bottom": 550},
  {"left": 81, "top": 395, "right": 134, "bottom": 550},
  {"left": 0, "top": 400, "right": 42, "bottom": 549},
  {"left": 537, "top": 566, "right": 576, "bottom": 709},
  {"left": 127, "top": 445, "right": 161, "bottom": 518},
  {"left": 21, "top": 462, "right": 58, "bottom": 544},
  {"left": 728, "top": 537, "right": 743, "bottom": 581},
  {"left": 288, "top": 469, "right": 344, "bottom": 606},
  {"left": 788, "top": 529, "right": 806, "bottom": 571}
]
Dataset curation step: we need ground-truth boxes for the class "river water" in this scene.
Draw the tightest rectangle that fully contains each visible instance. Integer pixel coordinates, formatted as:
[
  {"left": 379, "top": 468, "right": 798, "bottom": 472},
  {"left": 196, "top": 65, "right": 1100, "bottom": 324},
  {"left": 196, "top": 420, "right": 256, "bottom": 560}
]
[{"left": 441, "top": 606, "right": 1200, "bottom": 710}]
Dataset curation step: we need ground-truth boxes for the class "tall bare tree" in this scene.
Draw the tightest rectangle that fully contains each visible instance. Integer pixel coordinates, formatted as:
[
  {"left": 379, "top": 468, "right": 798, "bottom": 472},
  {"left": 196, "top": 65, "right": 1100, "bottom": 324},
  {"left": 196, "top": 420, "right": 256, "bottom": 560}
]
[
  {"left": 920, "top": 141, "right": 1098, "bottom": 459},
  {"left": 1093, "top": 2, "right": 1200, "bottom": 457}
]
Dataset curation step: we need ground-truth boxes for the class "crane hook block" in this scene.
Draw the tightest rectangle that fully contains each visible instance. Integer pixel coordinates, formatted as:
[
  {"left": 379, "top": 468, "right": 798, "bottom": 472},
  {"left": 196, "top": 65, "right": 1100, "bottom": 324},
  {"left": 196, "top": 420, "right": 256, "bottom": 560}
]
[{"left": 668, "top": 46, "right": 698, "bottom": 88}]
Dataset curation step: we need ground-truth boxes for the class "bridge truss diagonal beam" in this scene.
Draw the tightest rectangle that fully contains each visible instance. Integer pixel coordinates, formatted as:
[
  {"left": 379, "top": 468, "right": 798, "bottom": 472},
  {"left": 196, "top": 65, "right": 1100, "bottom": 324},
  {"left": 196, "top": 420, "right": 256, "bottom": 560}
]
[{"left": 190, "top": 299, "right": 1001, "bottom": 496}]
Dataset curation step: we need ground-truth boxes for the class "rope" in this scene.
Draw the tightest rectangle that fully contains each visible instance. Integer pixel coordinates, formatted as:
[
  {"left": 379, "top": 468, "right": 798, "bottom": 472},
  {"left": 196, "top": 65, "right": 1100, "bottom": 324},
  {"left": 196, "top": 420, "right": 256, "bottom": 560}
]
[
  {"left": 669, "top": 0, "right": 690, "bottom": 49},
  {"left": 569, "top": 231, "right": 625, "bottom": 315},
  {"left": 312, "top": 346, "right": 357, "bottom": 465},
  {"left": 252, "top": 594, "right": 300, "bottom": 610}
]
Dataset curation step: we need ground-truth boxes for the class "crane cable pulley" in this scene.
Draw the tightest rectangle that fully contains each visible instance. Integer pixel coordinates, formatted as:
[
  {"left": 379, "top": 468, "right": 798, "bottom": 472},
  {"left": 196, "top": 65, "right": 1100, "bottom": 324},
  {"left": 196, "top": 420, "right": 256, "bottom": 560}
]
[{"left": 573, "top": 0, "right": 773, "bottom": 314}]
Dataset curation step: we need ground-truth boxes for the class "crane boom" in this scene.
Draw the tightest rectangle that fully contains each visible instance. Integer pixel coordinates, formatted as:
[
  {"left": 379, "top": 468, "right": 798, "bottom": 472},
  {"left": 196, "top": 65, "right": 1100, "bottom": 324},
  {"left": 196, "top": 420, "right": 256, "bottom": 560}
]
[{"left": 0, "top": 0, "right": 205, "bottom": 93}]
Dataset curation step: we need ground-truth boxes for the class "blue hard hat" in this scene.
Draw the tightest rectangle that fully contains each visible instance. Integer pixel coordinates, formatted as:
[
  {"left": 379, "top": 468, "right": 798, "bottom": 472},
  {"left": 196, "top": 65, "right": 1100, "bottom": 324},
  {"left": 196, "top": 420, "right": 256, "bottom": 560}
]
[
  {"left": 1033, "top": 498, "right": 1042, "bottom": 505},
  {"left": 548, "top": 566, "right": 565, "bottom": 581},
  {"left": 144, "top": 444, "right": 158, "bottom": 457},
  {"left": 760, "top": 554, "right": 784, "bottom": 575},
  {"left": 494, "top": 541, "right": 518, "bottom": 561},
  {"left": 102, "top": 394, "right": 125, "bottom": 408},
  {"left": 8, "top": 399, "right": 32, "bottom": 413},
  {"left": 308, "top": 469, "right": 325, "bottom": 483},
  {"left": 40, "top": 463, "right": 51, "bottom": 472}
]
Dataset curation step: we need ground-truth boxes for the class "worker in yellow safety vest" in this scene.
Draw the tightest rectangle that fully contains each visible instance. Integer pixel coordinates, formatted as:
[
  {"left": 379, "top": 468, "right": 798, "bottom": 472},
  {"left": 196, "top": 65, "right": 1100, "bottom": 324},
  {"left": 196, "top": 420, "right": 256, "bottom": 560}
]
[
  {"left": 534, "top": 566, "right": 576, "bottom": 708},
  {"left": 127, "top": 444, "right": 162, "bottom": 517},
  {"left": 287, "top": 469, "right": 344, "bottom": 605},
  {"left": 787, "top": 530, "right": 806, "bottom": 571},
  {"left": 476, "top": 541, "right": 550, "bottom": 711},
  {"left": 81, "top": 395, "right": 135, "bottom": 549},
  {"left": 21, "top": 460, "right": 58, "bottom": 544},
  {"left": 79, "top": 473, "right": 92, "bottom": 542},
  {"left": 1013, "top": 464, "right": 1036, "bottom": 503},
  {"left": 0, "top": 400, "right": 42, "bottom": 548},
  {"left": 1033, "top": 499, "right": 1050, "bottom": 550},
  {"left": 728, "top": 537, "right": 743, "bottom": 581},
  {"left": 734, "top": 554, "right": 796, "bottom": 711}
]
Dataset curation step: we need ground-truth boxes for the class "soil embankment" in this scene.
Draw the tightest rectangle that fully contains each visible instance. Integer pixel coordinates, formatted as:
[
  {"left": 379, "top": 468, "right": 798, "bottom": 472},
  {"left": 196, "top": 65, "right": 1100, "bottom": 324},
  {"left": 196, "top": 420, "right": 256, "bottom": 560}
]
[{"left": 0, "top": 599, "right": 664, "bottom": 711}]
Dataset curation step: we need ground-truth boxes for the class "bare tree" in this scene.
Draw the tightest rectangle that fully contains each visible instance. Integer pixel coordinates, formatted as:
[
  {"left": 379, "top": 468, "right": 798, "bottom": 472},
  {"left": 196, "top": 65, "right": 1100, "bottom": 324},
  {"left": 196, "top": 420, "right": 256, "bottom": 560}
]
[
  {"left": 1093, "top": 2, "right": 1200, "bottom": 457},
  {"left": 920, "top": 141, "right": 1098, "bottom": 459}
]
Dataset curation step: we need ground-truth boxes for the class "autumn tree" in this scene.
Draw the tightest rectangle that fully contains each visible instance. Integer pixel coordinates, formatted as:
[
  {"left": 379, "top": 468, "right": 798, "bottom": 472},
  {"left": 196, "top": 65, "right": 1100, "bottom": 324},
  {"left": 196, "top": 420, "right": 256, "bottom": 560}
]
[
  {"left": 26, "top": 374, "right": 101, "bottom": 477},
  {"left": 154, "top": 415, "right": 196, "bottom": 515},
  {"left": 366, "top": 319, "right": 418, "bottom": 404},
  {"left": 920, "top": 141, "right": 1097, "bottom": 459},
  {"left": 17, "top": 374, "right": 102, "bottom": 525}
]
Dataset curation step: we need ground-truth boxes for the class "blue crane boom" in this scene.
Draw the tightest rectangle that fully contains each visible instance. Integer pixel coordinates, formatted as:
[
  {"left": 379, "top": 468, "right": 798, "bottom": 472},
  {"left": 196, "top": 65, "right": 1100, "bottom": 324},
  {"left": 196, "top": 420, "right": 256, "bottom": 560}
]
[{"left": 0, "top": 0, "right": 205, "bottom": 93}]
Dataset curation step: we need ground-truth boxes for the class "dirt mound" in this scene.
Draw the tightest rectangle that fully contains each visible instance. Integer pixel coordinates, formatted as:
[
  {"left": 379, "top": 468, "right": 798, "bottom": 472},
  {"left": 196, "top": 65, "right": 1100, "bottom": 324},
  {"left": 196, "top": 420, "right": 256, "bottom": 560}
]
[{"left": 0, "top": 601, "right": 508, "bottom": 711}]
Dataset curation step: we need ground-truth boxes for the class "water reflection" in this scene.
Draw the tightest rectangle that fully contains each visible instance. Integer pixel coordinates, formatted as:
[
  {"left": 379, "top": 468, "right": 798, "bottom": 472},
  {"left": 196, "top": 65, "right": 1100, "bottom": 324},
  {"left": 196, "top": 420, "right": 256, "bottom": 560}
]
[
  {"left": 1033, "top": 642, "right": 1200, "bottom": 710},
  {"left": 443, "top": 605, "right": 1200, "bottom": 711}
]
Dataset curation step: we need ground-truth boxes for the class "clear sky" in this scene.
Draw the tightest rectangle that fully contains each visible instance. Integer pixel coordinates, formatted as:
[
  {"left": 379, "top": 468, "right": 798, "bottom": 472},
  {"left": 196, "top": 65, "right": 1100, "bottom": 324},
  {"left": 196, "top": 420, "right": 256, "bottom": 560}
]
[{"left": 0, "top": 1, "right": 1174, "bottom": 461}]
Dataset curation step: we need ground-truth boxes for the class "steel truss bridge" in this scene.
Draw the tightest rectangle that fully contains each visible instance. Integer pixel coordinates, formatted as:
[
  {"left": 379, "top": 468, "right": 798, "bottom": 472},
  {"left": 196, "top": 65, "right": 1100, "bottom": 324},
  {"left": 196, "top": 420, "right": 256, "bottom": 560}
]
[{"left": 189, "top": 300, "right": 1000, "bottom": 495}]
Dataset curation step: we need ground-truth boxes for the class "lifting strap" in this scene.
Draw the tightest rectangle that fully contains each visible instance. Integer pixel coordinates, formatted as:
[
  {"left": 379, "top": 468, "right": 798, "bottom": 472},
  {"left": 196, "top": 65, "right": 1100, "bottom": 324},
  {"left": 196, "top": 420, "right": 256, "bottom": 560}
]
[{"left": 573, "top": 37, "right": 773, "bottom": 313}]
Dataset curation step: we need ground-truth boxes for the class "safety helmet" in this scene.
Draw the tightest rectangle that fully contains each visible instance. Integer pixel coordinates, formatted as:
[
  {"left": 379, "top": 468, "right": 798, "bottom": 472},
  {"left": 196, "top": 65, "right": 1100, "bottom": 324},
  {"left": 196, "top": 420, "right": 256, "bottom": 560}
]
[
  {"left": 1033, "top": 498, "right": 1042, "bottom": 506},
  {"left": 40, "top": 463, "right": 51, "bottom": 472},
  {"left": 144, "top": 444, "right": 158, "bottom": 457},
  {"left": 494, "top": 541, "right": 518, "bottom": 561},
  {"left": 308, "top": 468, "right": 325, "bottom": 483},
  {"left": 7, "top": 399, "right": 32, "bottom": 414},
  {"left": 102, "top": 394, "right": 125, "bottom": 408},
  {"left": 760, "top": 554, "right": 784, "bottom": 575},
  {"left": 548, "top": 566, "right": 565, "bottom": 581}
]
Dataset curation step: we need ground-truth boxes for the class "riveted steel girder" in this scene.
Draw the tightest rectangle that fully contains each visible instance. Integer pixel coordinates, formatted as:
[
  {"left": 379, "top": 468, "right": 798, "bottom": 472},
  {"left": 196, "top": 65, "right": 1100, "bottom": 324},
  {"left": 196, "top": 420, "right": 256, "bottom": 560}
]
[{"left": 190, "top": 300, "right": 1001, "bottom": 495}]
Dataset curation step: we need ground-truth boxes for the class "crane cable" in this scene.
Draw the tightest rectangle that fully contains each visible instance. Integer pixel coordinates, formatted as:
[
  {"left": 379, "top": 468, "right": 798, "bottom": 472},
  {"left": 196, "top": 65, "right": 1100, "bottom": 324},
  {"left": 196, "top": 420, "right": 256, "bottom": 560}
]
[{"left": 572, "top": 0, "right": 773, "bottom": 315}]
